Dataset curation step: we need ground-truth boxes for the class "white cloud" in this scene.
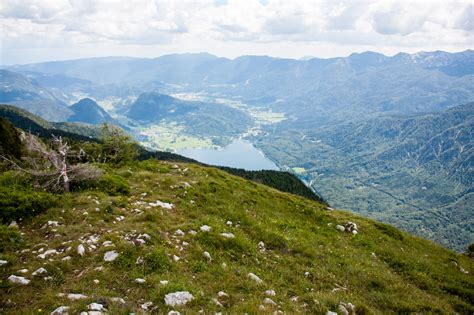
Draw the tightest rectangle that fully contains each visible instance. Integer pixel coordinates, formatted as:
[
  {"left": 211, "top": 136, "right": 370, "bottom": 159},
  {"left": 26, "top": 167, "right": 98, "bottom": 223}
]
[{"left": 0, "top": 0, "right": 472, "bottom": 64}]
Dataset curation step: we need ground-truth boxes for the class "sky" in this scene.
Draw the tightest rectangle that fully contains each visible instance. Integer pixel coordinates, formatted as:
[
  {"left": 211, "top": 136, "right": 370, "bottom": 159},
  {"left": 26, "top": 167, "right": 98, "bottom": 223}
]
[{"left": 0, "top": 0, "right": 473, "bottom": 65}]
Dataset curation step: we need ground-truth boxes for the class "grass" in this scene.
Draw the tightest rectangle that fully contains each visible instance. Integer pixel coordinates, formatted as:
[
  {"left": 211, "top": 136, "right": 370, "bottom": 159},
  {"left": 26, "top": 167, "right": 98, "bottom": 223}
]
[{"left": 0, "top": 160, "right": 473, "bottom": 314}]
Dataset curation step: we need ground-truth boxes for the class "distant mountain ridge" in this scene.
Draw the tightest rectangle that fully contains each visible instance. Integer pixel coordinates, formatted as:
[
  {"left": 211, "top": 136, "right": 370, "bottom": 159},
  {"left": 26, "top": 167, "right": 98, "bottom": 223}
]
[
  {"left": 0, "top": 69, "right": 72, "bottom": 121},
  {"left": 6, "top": 50, "right": 474, "bottom": 116}
]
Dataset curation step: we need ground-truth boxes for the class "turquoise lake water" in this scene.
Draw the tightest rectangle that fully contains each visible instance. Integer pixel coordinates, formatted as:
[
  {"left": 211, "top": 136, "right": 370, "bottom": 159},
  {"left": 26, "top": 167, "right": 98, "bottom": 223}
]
[{"left": 178, "top": 139, "right": 278, "bottom": 171}]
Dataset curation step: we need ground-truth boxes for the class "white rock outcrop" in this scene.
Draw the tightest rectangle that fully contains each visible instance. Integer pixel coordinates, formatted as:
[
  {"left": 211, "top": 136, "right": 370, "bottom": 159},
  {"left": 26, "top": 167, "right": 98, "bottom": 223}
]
[
  {"left": 200, "top": 225, "right": 211, "bottom": 232},
  {"left": 77, "top": 244, "right": 86, "bottom": 256},
  {"left": 265, "top": 289, "right": 276, "bottom": 296},
  {"left": 8, "top": 275, "right": 30, "bottom": 285},
  {"left": 32, "top": 267, "right": 48, "bottom": 276},
  {"left": 220, "top": 232, "right": 235, "bottom": 239},
  {"left": 135, "top": 278, "right": 146, "bottom": 284},
  {"left": 51, "top": 306, "right": 70, "bottom": 315},
  {"left": 248, "top": 272, "right": 263, "bottom": 284},
  {"left": 164, "top": 291, "right": 194, "bottom": 307},
  {"left": 203, "top": 251, "right": 212, "bottom": 261},
  {"left": 87, "top": 303, "right": 106, "bottom": 311},
  {"left": 103, "top": 250, "right": 118, "bottom": 262}
]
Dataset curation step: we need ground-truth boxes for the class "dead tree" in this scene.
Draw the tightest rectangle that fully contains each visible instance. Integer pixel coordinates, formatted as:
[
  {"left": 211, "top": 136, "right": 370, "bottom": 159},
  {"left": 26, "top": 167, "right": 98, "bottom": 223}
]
[{"left": 1, "top": 132, "right": 101, "bottom": 192}]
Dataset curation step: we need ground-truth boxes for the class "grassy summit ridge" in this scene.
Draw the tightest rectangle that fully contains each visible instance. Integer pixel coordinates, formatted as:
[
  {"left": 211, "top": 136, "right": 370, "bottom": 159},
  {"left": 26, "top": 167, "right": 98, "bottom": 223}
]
[{"left": 0, "top": 159, "right": 473, "bottom": 314}]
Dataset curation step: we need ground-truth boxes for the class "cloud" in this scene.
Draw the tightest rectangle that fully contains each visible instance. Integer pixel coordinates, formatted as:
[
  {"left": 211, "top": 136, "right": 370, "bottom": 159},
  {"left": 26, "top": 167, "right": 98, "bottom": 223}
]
[{"left": 0, "top": 0, "right": 473, "bottom": 64}]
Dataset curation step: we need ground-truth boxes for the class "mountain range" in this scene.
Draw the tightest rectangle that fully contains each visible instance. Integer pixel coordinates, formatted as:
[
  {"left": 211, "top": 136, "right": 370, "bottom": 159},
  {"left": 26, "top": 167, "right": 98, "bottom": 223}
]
[{"left": 1, "top": 50, "right": 473, "bottom": 250}]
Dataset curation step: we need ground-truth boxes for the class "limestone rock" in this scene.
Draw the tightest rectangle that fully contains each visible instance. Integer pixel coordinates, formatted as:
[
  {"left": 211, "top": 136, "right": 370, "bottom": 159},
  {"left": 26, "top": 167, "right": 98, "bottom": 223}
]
[
  {"left": 87, "top": 303, "right": 106, "bottom": 311},
  {"left": 32, "top": 267, "right": 48, "bottom": 276},
  {"left": 164, "top": 291, "right": 194, "bottom": 307},
  {"left": 265, "top": 289, "right": 276, "bottom": 297},
  {"left": 135, "top": 278, "right": 146, "bottom": 284},
  {"left": 103, "top": 250, "right": 118, "bottom": 262},
  {"left": 200, "top": 225, "right": 211, "bottom": 232},
  {"left": 51, "top": 306, "right": 70, "bottom": 315},
  {"left": 263, "top": 297, "right": 277, "bottom": 305},
  {"left": 248, "top": 272, "right": 263, "bottom": 284},
  {"left": 8, "top": 275, "right": 30, "bottom": 285},
  {"left": 77, "top": 244, "right": 85, "bottom": 256},
  {"left": 203, "top": 251, "right": 212, "bottom": 261},
  {"left": 220, "top": 232, "right": 235, "bottom": 239}
]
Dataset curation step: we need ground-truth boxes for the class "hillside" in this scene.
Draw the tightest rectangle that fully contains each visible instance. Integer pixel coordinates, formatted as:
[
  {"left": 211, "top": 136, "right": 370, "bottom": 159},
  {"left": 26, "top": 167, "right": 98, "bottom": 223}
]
[
  {"left": 0, "top": 158, "right": 473, "bottom": 314},
  {"left": 0, "top": 104, "right": 101, "bottom": 141},
  {"left": 68, "top": 98, "right": 117, "bottom": 126},
  {"left": 0, "top": 106, "right": 320, "bottom": 203},
  {"left": 254, "top": 103, "right": 474, "bottom": 251}
]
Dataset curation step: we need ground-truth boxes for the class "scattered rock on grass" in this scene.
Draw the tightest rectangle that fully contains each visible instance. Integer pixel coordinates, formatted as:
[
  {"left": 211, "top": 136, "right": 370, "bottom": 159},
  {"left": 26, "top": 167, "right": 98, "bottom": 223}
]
[
  {"left": 38, "top": 249, "right": 58, "bottom": 259},
  {"left": 263, "top": 297, "right": 277, "bottom": 305},
  {"left": 8, "top": 275, "right": 30, "bottom": 285},
  {"left": 248, "top": 273, "right": 263, "bottom": 284},
  {"left": 135, "top": 278, "right": 146, "bottom": 284},
  {"left": 164, "top": 291, "right": 194, "bottom": 307},
  {"left": 200, "top": 225, "right": 211, "bottom": 232},
  {"left": 265, "top": 289, "right": 276, "bottom": 296},
  {"left": 203, "top": 251, "right": 212, "bottom": 261},
  {"left": 51, "top": 306, "right": 70, "bottom": 315},
  {"left": 103, "top": 250, "right": 118, "bottom": 262},
  {"left": 32, "top": 267, "right": 48, "bottom": 276},
  {"left": 220, "top": 232, "right": 235, "bottom": 239},
  {"left": 0, "top": 260, "right": 7, "bottom": 266},
  {"left": 87, "top": 303, "right": 106, "bottom": 311},
  {"left": 110, "top": 297, "right": 125, "bottom": 304},
  {"left": 335, "top": 225, "right": 345, "bottom": 232},
  {"left": 77, "top": 244, "right": 85, "bottom": 256},
  {"left": 141, "top": 301, "right": 154, "bottom": 311}
]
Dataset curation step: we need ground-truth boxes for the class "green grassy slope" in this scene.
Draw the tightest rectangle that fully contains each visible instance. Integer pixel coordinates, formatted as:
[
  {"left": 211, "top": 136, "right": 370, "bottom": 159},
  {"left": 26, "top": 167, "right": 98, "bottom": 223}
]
[
  {"left": 0, "top": 104, "right": 102, "bottom": 141},
  {"left": 1, "top": 160, "right": 472, "bottom": 314}
]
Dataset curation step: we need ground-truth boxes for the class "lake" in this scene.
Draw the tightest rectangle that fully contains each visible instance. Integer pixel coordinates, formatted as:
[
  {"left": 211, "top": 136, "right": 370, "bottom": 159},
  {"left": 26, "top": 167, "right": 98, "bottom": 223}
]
[{"left": 178, "top": 139, "right": 279, "bottom": 171}]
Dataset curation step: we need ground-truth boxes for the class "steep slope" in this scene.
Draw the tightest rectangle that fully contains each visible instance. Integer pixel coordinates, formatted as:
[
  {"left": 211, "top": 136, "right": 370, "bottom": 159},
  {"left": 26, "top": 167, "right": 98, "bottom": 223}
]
[
  {"left": 0, "top": 160, "right": 472, "bottom": 314},
  {"left": 254, "top": 103, "right": 474, "bottom": 251},
  {"left": 0, "top": 70, "right": 72, "bottom": 121},
  {"left": 68, "top": 98, "right": 117, "bottom": 125},
  {"left": 0, "top": 104, "right": 101, "bottom": 140}
]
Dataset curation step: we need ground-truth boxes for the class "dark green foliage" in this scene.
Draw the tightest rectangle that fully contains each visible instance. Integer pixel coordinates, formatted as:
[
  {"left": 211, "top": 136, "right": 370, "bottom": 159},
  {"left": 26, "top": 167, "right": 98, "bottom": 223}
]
[
  {"left": 98, "top": 174, "right": 130, "bottom": 195},
  {"left": 143, "top": 248, "right": 172, "bottom": 274},
  {"left": 0, "top": 186, "right": 59, "bottom": 223},
  {"left": 0, "top": 225, "right": 23, "bottom": 252},
  {"left": 0, "top": 104, "right": 101, "bottom": 142},
  {"left": 0, "top": 117, "right": 22, "bottom": 160},
  {"left": 100, "top": 123, "right": 137, "bottom": 164},
  {"left": 219, "top": 167, "right": 326, "bottom": 203}
]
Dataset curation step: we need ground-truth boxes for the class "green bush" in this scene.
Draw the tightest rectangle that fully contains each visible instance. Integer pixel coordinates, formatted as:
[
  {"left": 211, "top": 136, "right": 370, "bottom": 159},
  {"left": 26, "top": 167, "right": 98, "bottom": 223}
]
[
  {"left": 0, "top": 186, "right": 59, "bottom": 223},
  {"left": 73, "top": 174, "right": 130, "bottom": 196},
  {"left": 144, "top": 249, "right": 172, "bottom": 274},
  {"left": 98, "top": 174, "right": 130, "bottom": 195},
  {"left": 0, "top": 225, "right": 23, "bottom": 252}
]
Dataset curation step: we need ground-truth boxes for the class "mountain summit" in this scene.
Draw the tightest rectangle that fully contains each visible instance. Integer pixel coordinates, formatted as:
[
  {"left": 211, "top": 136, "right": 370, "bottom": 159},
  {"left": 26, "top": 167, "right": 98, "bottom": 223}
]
[{"left": 68, "top": 98, "right": 116, "bottom": 125}]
